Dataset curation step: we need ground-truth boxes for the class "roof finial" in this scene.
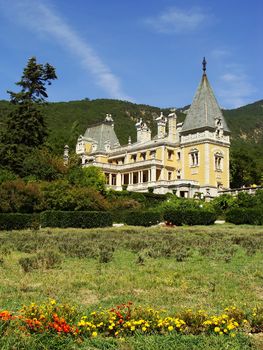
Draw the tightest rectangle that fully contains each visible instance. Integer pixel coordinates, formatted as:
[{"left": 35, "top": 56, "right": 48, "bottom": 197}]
[{"left": 202, "top": 57, "right": 207, "bottom": 74}]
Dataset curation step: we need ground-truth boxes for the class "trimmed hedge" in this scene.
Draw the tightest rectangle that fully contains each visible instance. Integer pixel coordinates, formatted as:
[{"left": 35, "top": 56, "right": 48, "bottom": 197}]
[
  {"left": 0, "top": 213, "right": 40, "bottom": 230},
  {"left": 226, "top": 208, "right": 263, "bottom": 225},
  {"left": 40, "top": 211, "right": 112, "bottom": 228},
  {"left": 163, "top": 208, "right": 217, "bottom": 226},
  {"left": 124, "top": 210, "right": 162, "bottom": 227}
]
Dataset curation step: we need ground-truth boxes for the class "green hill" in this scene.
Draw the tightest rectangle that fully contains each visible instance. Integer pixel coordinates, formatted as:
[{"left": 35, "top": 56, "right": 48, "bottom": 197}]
[{"left": 0, "top": 98, "right": 262, "bottom": 174}]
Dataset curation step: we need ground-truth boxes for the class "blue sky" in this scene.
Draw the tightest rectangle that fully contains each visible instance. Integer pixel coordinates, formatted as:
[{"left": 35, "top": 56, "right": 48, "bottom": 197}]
[{"left": 0, "top": 0, "right": 262, "bottom": 108}]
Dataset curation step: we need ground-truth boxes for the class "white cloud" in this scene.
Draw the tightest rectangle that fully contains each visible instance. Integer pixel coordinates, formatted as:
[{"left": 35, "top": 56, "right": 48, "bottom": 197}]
[
  {"left": 144, "top": 7, "right": 208, "bottom": 34},
  {"left": 0, "top": 0, "right": 132, "bottom": 101}
]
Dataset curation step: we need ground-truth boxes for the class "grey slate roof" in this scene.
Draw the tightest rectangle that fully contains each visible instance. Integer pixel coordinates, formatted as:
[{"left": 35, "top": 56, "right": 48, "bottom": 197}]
[
  {"left": 84, "top": 122, "right": 120, "bottom": 152},
  {"left": 181, "top": 73, "right": 230, "bottom": 134}
]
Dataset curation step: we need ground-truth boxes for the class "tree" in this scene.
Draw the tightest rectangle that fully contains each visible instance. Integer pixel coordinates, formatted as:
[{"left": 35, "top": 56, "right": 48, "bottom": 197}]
[
  {"left": 67, "top": 166, "right": 106, "bottom": 193},
  {"left": 0, "top": 57, "right": 57, "bottom": 174},
  {"left": 230, "top": 148, "right": 261, "bottom": 188},
  {"left": 5, "top": 57, "right": 57, "bottom": 147},
  {"left": 22, "top": 148, "right": 66, "bottom": 181}
]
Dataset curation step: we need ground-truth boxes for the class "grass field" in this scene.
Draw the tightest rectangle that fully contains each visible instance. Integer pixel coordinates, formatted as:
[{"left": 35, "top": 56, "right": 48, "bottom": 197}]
[{"left": 0, "top": 224, "right": 262, "bottom": 349}]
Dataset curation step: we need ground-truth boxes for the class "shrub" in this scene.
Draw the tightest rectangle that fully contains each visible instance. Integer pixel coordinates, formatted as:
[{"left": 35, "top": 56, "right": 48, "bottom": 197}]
[
  {"left": 40, "top": 211, "right": 112, "bottom": 228},
  {"left": 163, "top": 208, "right": 184, "bottom": 226},
  {"left": 124, "top": 210, "right": 162, "bottom": 227},
  {"left": 211, "top": 194, "right": 237, "bottom": 216},
  {"left": 0, "top": 180, "right": 42, "bottom": 213},
  {"left": 163, "top": 209, "right": 216, "bottom": 226},
  {"left": 0, "top": 213, "right": 40, "bottom": 230},
  {"left": 226, "top": 208, "right": 263, "bottom": 225},
  {"left": 19, "top": 249, "right": 63, "bottom": 272},
  {"left": 236, "top": 192, "right": 258, "bottom": 208},
  {"left": 40, "top": 181, "right": 109, "bottom": 212},
  {"left": 98, "top": 245, "right": 114, "bottom": 264}
]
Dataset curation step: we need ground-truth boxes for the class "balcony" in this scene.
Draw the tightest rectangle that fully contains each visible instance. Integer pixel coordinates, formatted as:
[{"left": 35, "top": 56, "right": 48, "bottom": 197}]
[{"left": 83, "top": 159, "right": 163, "bottom": 172}]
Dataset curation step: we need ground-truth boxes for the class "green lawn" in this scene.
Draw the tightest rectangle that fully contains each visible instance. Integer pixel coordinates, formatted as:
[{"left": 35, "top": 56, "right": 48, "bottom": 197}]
[{"left": 0, "top": 224, "right": 262, "bottom": 349}]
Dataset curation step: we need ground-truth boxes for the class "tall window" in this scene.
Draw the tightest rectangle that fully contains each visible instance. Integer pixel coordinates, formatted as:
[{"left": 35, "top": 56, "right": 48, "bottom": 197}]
[
  {"left": 214, "top": 152, "right": 223, "bottom": 171},
  {"left": 167, "top": 150, "right": 173, "bottom": 160},
  {"left": 189, "top": 148, "right": 199, "bottom": 166},
  {"left": 177, "top": 151, "right": 181, "bottom": 160}
]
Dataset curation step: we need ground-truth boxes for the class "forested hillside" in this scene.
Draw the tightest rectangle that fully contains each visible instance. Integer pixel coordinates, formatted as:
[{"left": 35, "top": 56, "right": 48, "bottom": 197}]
[{"left": 0, "top": 98, "right": 262, "bottom": 185}]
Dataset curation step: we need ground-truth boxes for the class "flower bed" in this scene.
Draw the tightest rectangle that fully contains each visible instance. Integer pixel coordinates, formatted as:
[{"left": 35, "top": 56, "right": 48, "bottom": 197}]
[{"left": 0, "top": 301, "right": 262, "bottom": 339}]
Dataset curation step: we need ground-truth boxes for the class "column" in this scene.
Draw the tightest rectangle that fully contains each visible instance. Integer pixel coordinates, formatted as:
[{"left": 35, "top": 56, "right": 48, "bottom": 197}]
[
  {"left": 151, "top": 166, "right": 156, "bottom": 182},
  {"left": 116, "top": 173, "right": 122, "bottom": 190},
  {"left": 109, "top": 173, "right": 112, "bottom": 186},
  {"left": 148, "top": 169, "right": 151, "bottom": 182}
]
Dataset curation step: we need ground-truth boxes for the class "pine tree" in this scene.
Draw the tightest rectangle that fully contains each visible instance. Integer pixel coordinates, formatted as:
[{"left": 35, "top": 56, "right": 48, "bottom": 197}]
[
  {"left": 5, "top": 57, "right": 57, "bottom": 147},
  {"left": 0, "top": 57, "right": 57, "bottom": 173}
]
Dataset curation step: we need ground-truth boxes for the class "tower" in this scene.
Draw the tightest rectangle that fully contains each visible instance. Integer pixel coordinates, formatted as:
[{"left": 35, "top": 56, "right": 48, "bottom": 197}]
[{"left": 180, "top": 58, "right": 231, "bottom": 197}]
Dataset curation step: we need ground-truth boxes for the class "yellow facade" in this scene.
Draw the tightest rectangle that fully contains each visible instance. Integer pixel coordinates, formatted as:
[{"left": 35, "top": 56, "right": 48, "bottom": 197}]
[{"left": 76, "top": 67, "right": 231, "bottom": 198}]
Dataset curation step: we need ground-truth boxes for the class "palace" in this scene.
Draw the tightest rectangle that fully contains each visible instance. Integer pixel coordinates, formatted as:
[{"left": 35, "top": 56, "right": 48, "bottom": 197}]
[{"left": 75, "top": 60, "right": 230, "bottom": 198}]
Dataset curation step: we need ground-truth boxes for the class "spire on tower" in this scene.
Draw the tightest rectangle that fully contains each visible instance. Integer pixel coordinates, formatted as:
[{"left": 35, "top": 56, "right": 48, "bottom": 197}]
[{"left": 202, "top": 57, "right": 207, "bottom": 74}]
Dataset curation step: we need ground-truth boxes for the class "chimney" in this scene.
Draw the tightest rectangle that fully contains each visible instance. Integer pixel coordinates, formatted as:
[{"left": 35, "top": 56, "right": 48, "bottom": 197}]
[
  {"left": 156, "top": 112, "right": 167, "bottom": 139},
  {"left": 136, "top": 118, "right": 151, "bottom": 143},
  {"left": 167, "top": 109, "right": 177, "bottom": 142}
]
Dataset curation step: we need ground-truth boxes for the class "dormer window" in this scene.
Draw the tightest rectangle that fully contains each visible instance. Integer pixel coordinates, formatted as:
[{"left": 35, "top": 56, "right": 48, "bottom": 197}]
[
  {"left": 150, "top": 150, "right": 156, "bottom": 159},
  {"left": 141, "top": 152, "right": 146, "bottom": 161},
  {"left": 215, "top": 118, "right": 222, "bottom": 127},
  {"left": 131, "top": 154, "right": 137, "bottom": 162},
  {"left": 189, "top": 148, "right": 199, "bottom": 167}
]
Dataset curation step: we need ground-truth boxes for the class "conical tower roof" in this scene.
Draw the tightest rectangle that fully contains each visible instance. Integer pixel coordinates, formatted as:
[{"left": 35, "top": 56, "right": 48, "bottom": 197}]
[{"left": 181, "top": 60, "right": 230, "bottom": 135}]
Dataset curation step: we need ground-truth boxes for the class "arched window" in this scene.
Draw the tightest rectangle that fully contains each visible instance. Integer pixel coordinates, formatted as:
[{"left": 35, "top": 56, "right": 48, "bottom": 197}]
[
  {"left": 214, "top": 152, "right": 223, "bottom": 171},
  {"left": 189, "top": 148, "right": 199, "bottom": 166}
]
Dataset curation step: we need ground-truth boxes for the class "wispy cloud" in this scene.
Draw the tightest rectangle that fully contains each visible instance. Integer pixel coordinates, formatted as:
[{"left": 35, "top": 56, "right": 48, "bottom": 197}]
[
  {"left": 218, "top": 71, "right": 256, "bottom": 108},
  {"left": 0, "top": 0, "right": 132, "bottom": 101},
  {"left": 144, "top": 7, "right": 209, "bottom": 34},
  {"left": 210, "top": 47, "right": 256, "bottom": 108},
  {"left": 211, "top": 48, "right": 230, "bottom": 60}
]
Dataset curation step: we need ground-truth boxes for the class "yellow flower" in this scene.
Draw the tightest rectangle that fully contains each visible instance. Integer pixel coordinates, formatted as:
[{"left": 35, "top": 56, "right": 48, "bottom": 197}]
[
  {"left": 130, "top": 326, "right": 135, "bottom": 331},
  {"left": 50, "top": 299, "right": 56, "bottom": 305},
  {"left": 227, "top": 324, "right": 235, "bottom": 330},
  {"left": 168, "top": 326, "right": 174, "bottom": 331},
  {"left": 214, "top": 327, "right": 220, "bottom": 333},
  {"left": 142, "top": 326, "right": 147, "bottom": 332},
  {"left": 92, "top": 331, "right": 97, "bottom": 337},
  {"left": 230, "top": 333, "right": 236, "bottom": 337}
]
